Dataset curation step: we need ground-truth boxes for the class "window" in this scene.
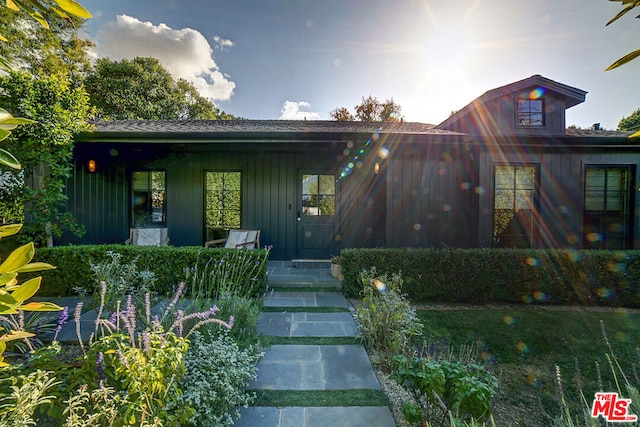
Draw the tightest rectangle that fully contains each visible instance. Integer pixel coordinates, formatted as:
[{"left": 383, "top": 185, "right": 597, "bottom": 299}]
[
  {"left": 517, "top": 99, "right": 544, "bottom": 126},
  {"left": 131, "top": 171, "right": 165, "bottom": 227},
  {"left": 302, "top": 174, "right": 335, "bottom": 216},
  {"left": 583, "top": 167, "right": 633, "bottom": 249},
  {"left": 493, "top": 165, "right": 537, "bottom": 248},
  {"left": 205, "top": 171, "right": 241, "bottom": 240}
]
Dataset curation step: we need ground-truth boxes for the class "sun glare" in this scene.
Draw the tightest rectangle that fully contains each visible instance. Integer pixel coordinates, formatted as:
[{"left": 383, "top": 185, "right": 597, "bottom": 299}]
[{"left": 423, "top": 26, "right": 473, "bottom": 75}]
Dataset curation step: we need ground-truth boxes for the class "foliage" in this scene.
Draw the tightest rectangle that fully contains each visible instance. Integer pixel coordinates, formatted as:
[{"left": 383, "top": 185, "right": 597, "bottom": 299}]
[
  {"left": 86, "top": 329, "right": 193, "bottom": 426},
  {"left": 62, "top": 383, "right": 120, "bottom": 427},
  {"left": 0, "top": 369, "right": 59, "bottom": 426},
  {"left": 89, "top": 251, "right": 156, "bottom": 315},
  {"left": 341, "top": 247, "right": 640, "bottom": 307},
  {"left": 392, "top": 355, "right": 498, "bottom": 425},
  {"left": 330, "top": 96, "right": 403, "bottom": 122},
  {"left": 176, "top": 331, "right": 262, "bottom": 427},
  {"left": 355, "top": 268, "right": 422, "bottom": 366},
  {"left": 550, "top": 321, "right": 640, "bottom": 427},
  {"left": 0, "top": 224, "right": 58, "bottom": 367},
  {"left": 329, "top": 106, "right": 355, "bottom": 121},
  {"left": 0, "top": 7, "right": 93, "bottom": 82},
  {"left": 29, "top": 245, "right": 269, "bottom": 297},
  {"left": 605, "top": 1, "right": 640, "bottom": 71},
  {"left": 618, "top": 107, "right": 640, "bottom": 132},
  {"left": 85, "top": 56, "right": 236, "bottom": 121},
  {"left": 186, "top": 247, "right": 271, "bottom": 300},
  {"left": 0, "top": 71, "right": 92, "bottom": 246}
]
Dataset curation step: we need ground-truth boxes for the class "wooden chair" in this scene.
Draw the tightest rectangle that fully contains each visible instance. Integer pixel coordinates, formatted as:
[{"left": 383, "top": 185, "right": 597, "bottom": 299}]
[
  {"left": 205, "top": 229, "right": 260, "bottom": 249},
  {"left": 125, "top": 228, "right": 170, "bottom": 246}
]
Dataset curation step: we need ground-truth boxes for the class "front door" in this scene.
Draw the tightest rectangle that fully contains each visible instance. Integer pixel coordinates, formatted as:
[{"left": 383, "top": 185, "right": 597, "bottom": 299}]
[{"left": 296, "top": 172, "right": 336, "bottom": 259}]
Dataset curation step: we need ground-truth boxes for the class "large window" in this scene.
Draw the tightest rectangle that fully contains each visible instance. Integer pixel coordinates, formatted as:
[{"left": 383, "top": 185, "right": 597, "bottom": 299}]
[
  {"left": 517, "top": 99, "right": 544, "bottom": 127},
  {"left": 131, "top": 171, "right": 166, "bottom": 227},
  {"left": 302, "top": 174, "right": 335, "bottom": 216},
  {"left": 205, "top": 171, "right": 241, "bottom": 240},
  {"left": 583, "top": 166, "right": 633, "bottom": 249},
  {"left": 493, "top": 165, "right": 537, "bottom": 248}
]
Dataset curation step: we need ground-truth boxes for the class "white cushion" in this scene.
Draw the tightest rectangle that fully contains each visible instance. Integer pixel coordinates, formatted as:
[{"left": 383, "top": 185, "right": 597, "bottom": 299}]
[{"left": 225, "top": 231, "right": 248, "bottom": 248}]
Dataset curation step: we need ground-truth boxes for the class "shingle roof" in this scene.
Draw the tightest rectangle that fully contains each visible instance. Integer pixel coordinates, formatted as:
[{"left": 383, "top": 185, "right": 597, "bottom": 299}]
[{"left": 85, "top": 119, "right": 448, "bottom": 136}]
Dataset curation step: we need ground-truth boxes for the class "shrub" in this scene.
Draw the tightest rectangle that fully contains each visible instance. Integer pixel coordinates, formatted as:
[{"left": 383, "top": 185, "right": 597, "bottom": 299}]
[
  {"left": 30, "top": 245, "right": 269, "bottom": 297},
  {"left": 341, "top": 248, "right": 640, "bottom": 307},
  {"left": 177, "top": 331, "right": 263, "bottom": 427},
  {"left": 355, "top": 268, "right": 422, "bottom": 366}
]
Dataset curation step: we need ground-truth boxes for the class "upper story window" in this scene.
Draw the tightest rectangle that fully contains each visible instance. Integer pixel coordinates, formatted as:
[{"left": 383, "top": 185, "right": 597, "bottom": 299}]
[
  {"left": 131, "top": 170, "right": 166, "bottom": 227},
  {"left": 517, "top": 99, "right": 544, "bottom": 127}
]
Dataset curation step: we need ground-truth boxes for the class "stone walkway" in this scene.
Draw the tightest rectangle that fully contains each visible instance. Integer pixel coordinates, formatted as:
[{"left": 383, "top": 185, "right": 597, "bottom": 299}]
[
  {"left": 47, "top": 261, "right": 396, "bottom": 426},
  {"left": 233, "top": 261, "right": 396, "bottom": 427}
]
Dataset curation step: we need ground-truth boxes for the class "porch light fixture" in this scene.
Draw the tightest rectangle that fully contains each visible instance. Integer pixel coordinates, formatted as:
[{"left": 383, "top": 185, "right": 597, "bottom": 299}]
[
  {"left": 374, "top": 162, "right": 380, "bottom": 175},
  {"left": 88, "top": 159, "right": 96, "bottom": 173}
]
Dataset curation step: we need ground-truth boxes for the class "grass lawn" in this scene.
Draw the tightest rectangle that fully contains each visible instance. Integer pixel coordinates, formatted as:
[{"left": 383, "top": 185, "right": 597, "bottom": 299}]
[{"left": 416, "top": 308, "right": 640, "bottom": 426}]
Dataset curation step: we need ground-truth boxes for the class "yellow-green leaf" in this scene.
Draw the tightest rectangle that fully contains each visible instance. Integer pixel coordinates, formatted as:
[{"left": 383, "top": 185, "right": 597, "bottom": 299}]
[
  {"left": 0, "top": 117, "right": 36, "bottom": 127},
  {"left": 11, "top": 277, "right": 41, "bottom": 304},
  {"left": 0, "top": 272, "right": 18, "bottom": 287},
  {"left": 0, "top": 330, "right": 34, "bottom": 341},
  {"left": 0, "top": 147, "right": 21, "bottom": 170},
  {"left": 54, "top": 0, "right": 92, "bottom": 18},
  {"left": 630, "top": 130, "right": 640, "bottom": 139},
  {"left": 6, "top": 0, "right": 19, "bottom": 11},
  {"left": 17, "top": 262, "right": 55, "bottom": 273},
  {"left": 0, "top": 224, "right": 22, "bottom": 238},
  {"left": 0, "top": 290, "right": 17, "bottom": 306},
  {"left": 20, "top": 301, "right": 63, "bottom": 311},
  {"left": 606, "top": 48, "right": 640, "bottom": 70},
  {"left": 0, "top": 242, "right": 34, "bottom": 274},
  {"left": 0, "top": 33, "right": 7, "bottom": 42}
]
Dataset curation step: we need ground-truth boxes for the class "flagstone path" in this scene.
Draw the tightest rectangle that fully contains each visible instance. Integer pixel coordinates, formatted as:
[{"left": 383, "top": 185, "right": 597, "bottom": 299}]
[{"left": 233, "top": 261, "right": 396, "bottom": 427}]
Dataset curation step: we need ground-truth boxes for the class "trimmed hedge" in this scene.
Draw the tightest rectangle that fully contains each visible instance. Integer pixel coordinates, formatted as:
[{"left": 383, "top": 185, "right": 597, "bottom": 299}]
[
  {"left": 25, "top": 245, "right": 269, "bottom": 297},
  {"left": 341, "top": 248, "right": 640, "bottom": 307}
]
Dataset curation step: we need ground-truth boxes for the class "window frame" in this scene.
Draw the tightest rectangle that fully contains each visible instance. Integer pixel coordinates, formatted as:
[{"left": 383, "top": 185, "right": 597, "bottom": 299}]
[
  {"left": 582, "top": 165, "right": 634, "bottom": 249},
  {"left": 204, "top": 170, "right": 243, "bottom": 241},
  {"left": 130, "top": 169, "right": 166, "bottom": 228},
  {"left": 492, "top": 163, "right": 539, "bottom": 248},
  {"left": 516, "top": 97, "right": 545, "bottom": 128},
  {"left": 301, "top": 174, "right": 336, "bottom": 217}
]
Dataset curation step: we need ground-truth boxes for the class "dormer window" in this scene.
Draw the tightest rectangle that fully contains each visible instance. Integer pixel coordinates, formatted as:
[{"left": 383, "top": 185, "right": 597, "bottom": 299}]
[{"left": 517, "top": 98, "right": 544, "bottom": 127}]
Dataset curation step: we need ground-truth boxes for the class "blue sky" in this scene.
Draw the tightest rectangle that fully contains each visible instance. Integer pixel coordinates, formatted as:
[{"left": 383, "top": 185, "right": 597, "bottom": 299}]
[{"left": 78, "top": 0, "right": 639, "bottom": 129}]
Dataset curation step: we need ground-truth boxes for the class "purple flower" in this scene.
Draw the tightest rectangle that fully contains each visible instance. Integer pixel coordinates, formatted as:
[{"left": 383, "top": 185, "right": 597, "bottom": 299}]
[
  {"left": 96, "top": 351, "right": 104, "bottom": 380},
  {"left": 53, "top": 306, "right": 69, "bottom": 341}
]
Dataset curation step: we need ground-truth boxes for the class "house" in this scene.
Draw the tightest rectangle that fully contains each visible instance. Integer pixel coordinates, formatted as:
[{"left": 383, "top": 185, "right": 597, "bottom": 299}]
[{"left": 62, "top": 75, "right": 639, "bottom": 259}]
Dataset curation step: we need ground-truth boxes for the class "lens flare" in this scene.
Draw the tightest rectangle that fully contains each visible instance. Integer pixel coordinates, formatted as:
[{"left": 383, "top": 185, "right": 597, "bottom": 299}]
[
  {"left": 529, "top": 87, "right": 546, "bottom": 99},
  {"left": 517, "top": 342, "right": 530, "bottom": 354},
  {"left": 374, "top": 279, "right": 386, "bottom": 292}
]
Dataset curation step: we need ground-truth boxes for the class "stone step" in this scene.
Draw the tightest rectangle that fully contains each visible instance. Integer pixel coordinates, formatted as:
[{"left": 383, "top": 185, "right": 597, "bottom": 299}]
[
  {"left": 249, "top": 345, "right": 379, "bottom": 390},
  {"left": 258, "top": 312, "right": 357, "bottom": 337},
  {"left": 291, "top": 259, "right": 331, "bottom": 269},
  {"left": 234, "top": 406, "right": 396, "bottom": 427},
  {"left": 264, "top": 291, "right": 349, "bottom": 308}
]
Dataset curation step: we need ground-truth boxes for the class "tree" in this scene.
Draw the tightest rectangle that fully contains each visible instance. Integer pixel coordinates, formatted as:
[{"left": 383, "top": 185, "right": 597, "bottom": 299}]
[
  {"left": 331, "top": 96, "right": 403, "bottom": 122},
  {"left": 605, "top": 1, "right": 640, "bottom": 70},
  {"left": 0, "top": 8, "right": 93, "bottom": 84},
  {"left": 618, "top": 108, "right": 640, "bottom": 131},
  {"left": 0, "top": 71, "right": 92, "bottom": 246},
  {"left": 85, "top": 56, "right": 235, "bottom": 120},
  {"left": 329, "top": 106, "right": 355, "bottom": 121}
]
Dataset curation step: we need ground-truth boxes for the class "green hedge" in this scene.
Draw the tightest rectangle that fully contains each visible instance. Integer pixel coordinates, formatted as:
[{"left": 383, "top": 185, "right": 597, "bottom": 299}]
[
  {"left": 25, "top": 245, "right": 269, "bottom": 297},
  {"left": 341, "top": 248, "right": 640, "bottom": 307}
]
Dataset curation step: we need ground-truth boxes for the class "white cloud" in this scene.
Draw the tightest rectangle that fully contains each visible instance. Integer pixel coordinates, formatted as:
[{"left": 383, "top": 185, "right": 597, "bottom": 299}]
[
  {"left": 93, "top": 15, "right": 235, "bottom": 101},
  {"left": 279, "top": 101, "right": 321, "bottom": 120}
]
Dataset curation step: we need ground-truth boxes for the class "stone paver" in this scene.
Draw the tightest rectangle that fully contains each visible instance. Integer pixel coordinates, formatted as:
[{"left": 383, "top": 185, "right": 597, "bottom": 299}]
[
  {"left": 258, "top": 312, "right": 358, "bottom": 337},
  {"left": 234, "top": 407, "right": 396, "bottom": 427},
  {"left": 250, "top": 345, "right": 380, "bottom": 390},
  {"left": 264, "top": 291, "right": 349, "bottom": 308}
]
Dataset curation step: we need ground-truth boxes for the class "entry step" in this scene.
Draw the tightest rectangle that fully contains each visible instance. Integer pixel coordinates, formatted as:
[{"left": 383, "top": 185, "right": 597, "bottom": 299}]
[{"left": 292, "top": 259, "right": 331, "bottom": 269}]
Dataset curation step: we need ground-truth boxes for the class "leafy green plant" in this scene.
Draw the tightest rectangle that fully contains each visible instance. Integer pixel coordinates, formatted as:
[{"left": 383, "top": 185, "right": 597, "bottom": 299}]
[
  {"left": 89, "top": 251, "right": 156, "bottom": 315},
  {"left": 355, "top": 268, "right": 422, "bottom": 365},
  {"left": 392, "top": 355, "right": 498, "bottom": 426},
  {"left": 0, "top": 369, "right": 59, "bottom": 426},
  {"left": 176, "top": 331, "right": 263, "bottom": 427}
]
